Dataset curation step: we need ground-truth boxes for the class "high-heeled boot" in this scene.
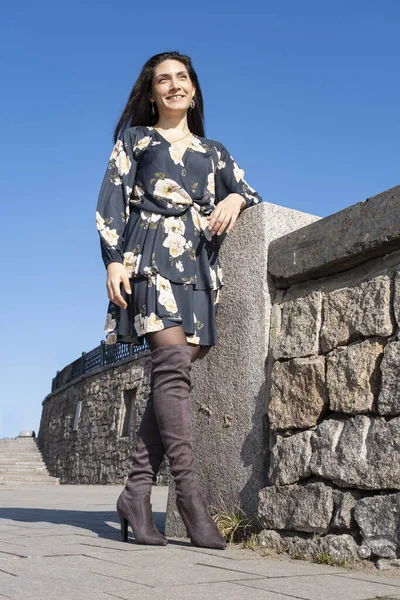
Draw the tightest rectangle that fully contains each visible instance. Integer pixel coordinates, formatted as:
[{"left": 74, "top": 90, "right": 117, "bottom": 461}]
[
  {"left": 151, "top": 344, "right": 226, "bottom": 550},
  {"left": 117, "top": 370, "right": 168, "bottom": 545}
]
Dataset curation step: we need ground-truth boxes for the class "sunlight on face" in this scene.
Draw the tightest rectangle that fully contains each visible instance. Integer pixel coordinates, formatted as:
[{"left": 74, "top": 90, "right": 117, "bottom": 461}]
[{"left": 150, "top": 59, "right": 196, "bottom": 116}]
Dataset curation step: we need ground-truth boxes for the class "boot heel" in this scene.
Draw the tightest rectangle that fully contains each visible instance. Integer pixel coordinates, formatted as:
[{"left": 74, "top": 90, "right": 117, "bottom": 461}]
[{"left": 120, "top": 515, "right": 129, "bottom": 542}]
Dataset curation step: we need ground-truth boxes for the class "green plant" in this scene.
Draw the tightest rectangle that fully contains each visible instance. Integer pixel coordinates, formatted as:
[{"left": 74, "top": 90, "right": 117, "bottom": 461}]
[
  {"left": 291, "top": 549, "right": 306, "bottom": 560},
  {"left": 314, "top": 552, "right": 348, "bottom": 568},
  {"left": 209, "top": 495, "right": 255, "bottom": 546},
  {"left": 241, "top": 532, "right": 258, "bottom": 550}
]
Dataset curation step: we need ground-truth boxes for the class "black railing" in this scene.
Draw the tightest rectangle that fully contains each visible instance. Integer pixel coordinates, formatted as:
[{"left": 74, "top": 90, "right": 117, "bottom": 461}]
[{"left": 51, "top": 339, "right": 150, "bottom": 392}]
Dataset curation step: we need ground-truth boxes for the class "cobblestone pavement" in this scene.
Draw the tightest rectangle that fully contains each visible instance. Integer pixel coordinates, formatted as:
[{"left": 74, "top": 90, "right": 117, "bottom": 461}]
[{"left": 1, "top": 484, "right": 400, "bottom": 599}]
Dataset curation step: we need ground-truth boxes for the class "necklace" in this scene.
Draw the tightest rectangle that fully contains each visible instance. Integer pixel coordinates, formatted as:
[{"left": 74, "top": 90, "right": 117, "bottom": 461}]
[{"left": 154, "top": 128, "right": 192, "bottom": 144}]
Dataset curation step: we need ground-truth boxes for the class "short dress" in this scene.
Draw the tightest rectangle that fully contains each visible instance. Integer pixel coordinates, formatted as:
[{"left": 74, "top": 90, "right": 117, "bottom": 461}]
[{"left": 96, "top": 125, "right": 263, "bottom": 347}]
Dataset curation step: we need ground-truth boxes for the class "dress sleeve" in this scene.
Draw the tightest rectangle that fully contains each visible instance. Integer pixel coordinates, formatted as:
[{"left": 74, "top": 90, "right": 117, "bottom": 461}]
[
  {"left": 214, "top": 144, "right": 263, "bottom": 210},
  {"left": 96, "top": 129, "right": 138, "bottom": 268}
]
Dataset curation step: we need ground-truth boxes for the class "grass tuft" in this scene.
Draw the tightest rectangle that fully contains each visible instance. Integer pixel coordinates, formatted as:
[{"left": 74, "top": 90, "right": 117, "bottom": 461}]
[
  {"left": 209, "top": 494, "right": 258, "bottom": 546},
  {"left": 314, "top": 552, "right": 348, "bottom": 568}
]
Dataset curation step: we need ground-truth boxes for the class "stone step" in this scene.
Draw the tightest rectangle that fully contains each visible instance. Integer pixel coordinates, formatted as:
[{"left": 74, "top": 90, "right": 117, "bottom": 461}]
[
  {"left": 0, "top": 477, "right": 60, "bottom": 485},
  {"left": 0, "top": 454, "right": 43, "bottom": 459},
  {"left": 0, "top": 461, "right": 46, "bottom": 466},
  {"left": 0, "top": 438, "right": 54, "bottom": 485},
  {"left": 0, "top": 452, "right": 43, "bottom": 463},
  {"left": 0, "top": 449, "right": 44, "bottom": 454},
  {"left": 0, "top": 446, "right": 41, "bottom": 451},
  {"left": 0, "top": 467, "right": 49, "bottom": 473},
  {"left": 0, "top": 455, "right": 45, "bottom": 460},
  {"left": 0, "top": 440, "right": 38, "bottom": 448},
  {"left": 0, "top": 473, "right": 59, "bottom": 480},
  {"left": 0, "top": 439, "right": 39, "bottom": 444},
  {"left": 0, "top": 439, "right": 56, "bottom": 484}
]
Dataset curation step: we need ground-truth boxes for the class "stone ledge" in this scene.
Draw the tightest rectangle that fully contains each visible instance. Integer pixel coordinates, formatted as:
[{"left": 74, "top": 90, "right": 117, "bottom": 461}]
[{"left": 269, "top": 185, "right": 400, "bottom": 288}]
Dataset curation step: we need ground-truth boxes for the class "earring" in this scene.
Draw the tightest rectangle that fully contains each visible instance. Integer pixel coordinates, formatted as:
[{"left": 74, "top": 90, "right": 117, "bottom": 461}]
[
  {"left": 151, "top": 102, "right": 155, "bottom": 116},
  {"left": 190, "top": 99, "right": 195, "bottom": 109}
]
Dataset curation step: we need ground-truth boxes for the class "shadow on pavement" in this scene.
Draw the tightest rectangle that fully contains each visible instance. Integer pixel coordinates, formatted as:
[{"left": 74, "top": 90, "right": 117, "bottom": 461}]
[{"left": 0, "top": 507, "right": 195, "bottom": 547}]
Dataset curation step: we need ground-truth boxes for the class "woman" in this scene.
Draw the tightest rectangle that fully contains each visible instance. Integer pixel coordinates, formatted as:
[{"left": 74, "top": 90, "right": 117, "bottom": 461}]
[{"left": 96, "top": 51, "right": 263, "bottom": 550}]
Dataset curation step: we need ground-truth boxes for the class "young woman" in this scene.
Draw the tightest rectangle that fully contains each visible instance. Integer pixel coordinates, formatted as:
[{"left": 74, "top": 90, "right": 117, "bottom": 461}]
[{"left": 96, "top": 51, "right": 263, "bottom": 550}]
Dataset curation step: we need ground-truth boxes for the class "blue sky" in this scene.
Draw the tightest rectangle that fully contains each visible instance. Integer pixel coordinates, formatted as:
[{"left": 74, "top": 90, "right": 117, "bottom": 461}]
[{"left": 1, "top": 0, "right": 399, "bottom": 438}]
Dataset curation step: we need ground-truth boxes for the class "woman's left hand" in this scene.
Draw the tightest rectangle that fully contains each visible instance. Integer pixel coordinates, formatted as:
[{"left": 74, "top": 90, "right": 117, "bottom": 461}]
[{"left": 207, "top": 194, "right": 246, "bottom": 236}]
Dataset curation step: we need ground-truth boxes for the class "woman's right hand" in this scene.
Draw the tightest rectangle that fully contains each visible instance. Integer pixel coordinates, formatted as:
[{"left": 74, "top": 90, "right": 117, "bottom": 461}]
[{"left": 106, "top": 262, "right": 132, "bottom": 309}]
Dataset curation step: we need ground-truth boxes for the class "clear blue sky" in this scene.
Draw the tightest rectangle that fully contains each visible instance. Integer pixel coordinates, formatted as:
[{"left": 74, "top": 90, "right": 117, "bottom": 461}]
[{"left": 1, "top": 0, "right": 399, "bottom": 438}]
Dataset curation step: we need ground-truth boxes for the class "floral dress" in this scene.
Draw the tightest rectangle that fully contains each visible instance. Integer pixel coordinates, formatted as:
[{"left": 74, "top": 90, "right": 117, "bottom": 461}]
[{"left": 96, "top": 125, "right": 263, "bottom": 347}]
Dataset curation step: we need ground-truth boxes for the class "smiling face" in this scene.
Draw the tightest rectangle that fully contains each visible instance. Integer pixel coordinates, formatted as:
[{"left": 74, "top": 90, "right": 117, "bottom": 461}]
[{"left": 149, "top": 59, "right": 196, "bottom": 118}]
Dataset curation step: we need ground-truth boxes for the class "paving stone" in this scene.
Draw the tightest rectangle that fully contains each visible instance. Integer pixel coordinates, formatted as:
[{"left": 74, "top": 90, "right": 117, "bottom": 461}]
[
  {"left": 81, "top": 546, "right": 346, "bottom": 577},
  {"left": 2, "top": 483, "right": 400, "bottom": 599},
  {"left": 234, "top": 573, "right": 400, "bottom": 599},
  {"left": 339, "top": 570, "right": 400, "bottom": 587},
  {"left": 112, "top": 581, "right": 293, "bottom": 600},
  {"left": 83, "top": 555, "right": 263, "bottom": 588}
]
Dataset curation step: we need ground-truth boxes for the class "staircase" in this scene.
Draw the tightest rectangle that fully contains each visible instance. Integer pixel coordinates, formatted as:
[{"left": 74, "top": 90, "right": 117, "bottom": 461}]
[{"left": 0, "top": 438, "right": 60, "bottom": 485}]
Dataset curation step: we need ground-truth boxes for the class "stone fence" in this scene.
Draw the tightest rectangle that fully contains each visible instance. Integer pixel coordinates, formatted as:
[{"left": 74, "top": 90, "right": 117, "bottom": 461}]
[
  {"left": 259, "top": 184, "right": 400, "bottom": 565},
  {"left": 38, "top": 183, "right": 400, "bottom": 566}
]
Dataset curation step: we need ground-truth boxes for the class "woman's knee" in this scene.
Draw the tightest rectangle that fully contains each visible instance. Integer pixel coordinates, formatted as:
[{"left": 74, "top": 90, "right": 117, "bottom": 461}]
[{"left": 145, "top": 325, "right": 187, "bottom": 350}]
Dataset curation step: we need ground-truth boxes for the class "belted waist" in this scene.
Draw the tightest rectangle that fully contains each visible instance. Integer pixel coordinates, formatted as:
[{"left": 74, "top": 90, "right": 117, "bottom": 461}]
[{"left": 129, "top": 200, "right": 213, "bottom": 218}]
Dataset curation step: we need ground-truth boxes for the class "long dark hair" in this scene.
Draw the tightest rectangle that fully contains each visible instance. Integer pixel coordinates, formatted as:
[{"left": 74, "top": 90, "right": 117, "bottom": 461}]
[{"left": 113, "top": 51, "right": 205, "bottom": 144}]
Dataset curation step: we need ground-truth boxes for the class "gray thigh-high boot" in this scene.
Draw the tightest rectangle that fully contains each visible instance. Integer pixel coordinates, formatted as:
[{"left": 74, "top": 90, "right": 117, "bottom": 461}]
[
  {"left": 151, "top": 343, "right": 226, "bottom": 550},
  {"left": 117, "top": 369, "right": 168, "bottom": 545}
]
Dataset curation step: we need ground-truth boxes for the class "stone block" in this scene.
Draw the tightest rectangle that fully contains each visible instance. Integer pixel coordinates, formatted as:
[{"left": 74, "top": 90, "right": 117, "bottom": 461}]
[
  {"left": 273, "top": 292, "right": 322, "bottom": 359},
  {"left": 393, "top": 268, "right": 400, "bottom": 331},
  {"left": 331, "top": 489, "right": 362, "bottom": 531},
  {"left": 268, "top": 430, "right": 313, "bottom": 485},
  {"left": 268, "top": 357, "right": 327, "bottom": 431},
  {"left": 326, "top": 339, "right": 383, "bottom": 414},
  {"left": 320, "top": 276, "right": 393, "bottom": 352},
  {"left": 378, "top": 342, "right": 400, "bottom": 415},
  {"left": 310, "top": 415, "right": 400, "bottom": 489},
  {"left": 257, "top": 529, "right": 361, "bottom": 564},
  {"left": 257, "top": 528, "right": 290, "bottom": 553},
  {"left": 268, "top": 184, "right": 400, "bottom": 287},
  {"left": 258, "top": 482, "right": 333, "bottom": 533},
  {"left": 355, "top": 493, "right": 400, "bottom": 558}
]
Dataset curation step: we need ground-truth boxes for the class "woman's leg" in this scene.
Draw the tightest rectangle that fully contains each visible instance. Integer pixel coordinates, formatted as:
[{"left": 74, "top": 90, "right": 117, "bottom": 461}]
[
  {"left": 117, "top": 326, "right": 201, "bottom": 545},
  {"left": 147, "top": 326, "right": 226, "bottom": 549},
  {"left": 145, "top": 325, "right": 201, "bottom": 362}
]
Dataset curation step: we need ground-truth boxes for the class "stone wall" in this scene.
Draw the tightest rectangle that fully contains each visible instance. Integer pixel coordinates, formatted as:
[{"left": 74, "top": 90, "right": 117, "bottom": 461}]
[
  {"left": 258, "top": 185, "right": 400, "bottom": 564},
  {"left": 38, "top": 183, "right": 400, "bottom": 566},
  {"left": 38, "top": 355, "right": 170, "bottom": 485}
]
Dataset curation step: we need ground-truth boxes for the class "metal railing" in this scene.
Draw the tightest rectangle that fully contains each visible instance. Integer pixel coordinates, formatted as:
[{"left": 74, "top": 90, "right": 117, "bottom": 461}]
[{"left": 51, "top": 339, "right": 150, "bottom": 392}]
